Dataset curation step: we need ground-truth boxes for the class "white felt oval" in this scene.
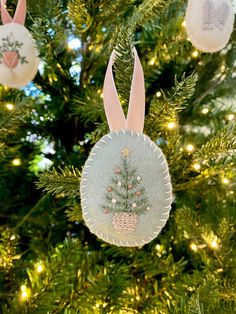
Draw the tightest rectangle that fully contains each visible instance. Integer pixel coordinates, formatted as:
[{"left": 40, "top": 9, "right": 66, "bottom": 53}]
[
  {"left": 185, "top": 0, "right": 234, "bottom": 52},
  {"left": 0, "top": 23, "right": 39, "bottom": 88},
  {"left": 80, "top": 130, "right": 172, "bottom": 247}
]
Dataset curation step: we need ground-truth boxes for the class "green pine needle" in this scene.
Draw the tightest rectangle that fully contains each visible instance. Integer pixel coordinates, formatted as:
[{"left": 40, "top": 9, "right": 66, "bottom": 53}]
[{"left": 36, "top": 167, "right": 81, "bottom": 197}]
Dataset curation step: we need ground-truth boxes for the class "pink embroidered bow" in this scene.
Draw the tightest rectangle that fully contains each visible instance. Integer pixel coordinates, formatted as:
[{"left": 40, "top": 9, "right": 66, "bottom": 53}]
[{"left": 103, "top": 47, "right": 145, "bottom": 133}]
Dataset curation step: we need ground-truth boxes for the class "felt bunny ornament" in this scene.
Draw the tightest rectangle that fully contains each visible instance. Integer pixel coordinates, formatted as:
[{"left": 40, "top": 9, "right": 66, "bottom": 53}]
[
  {"left": 80, "top": 48, "right": 172, "bottom": 247},
  {"left": 0, "top": 0, "right": 39, "bottom": 88}
]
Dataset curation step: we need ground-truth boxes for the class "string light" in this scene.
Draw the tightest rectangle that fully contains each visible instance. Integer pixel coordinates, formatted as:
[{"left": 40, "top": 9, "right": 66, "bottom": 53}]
[
  {"left": 67, "top": 38, "right": 81, "bottom": 50},
  {"left": 149, "top": 57, "right": 156, "bottom": 65},
  {"left": 167, "top": 122, "right": 176, "bottom": 130},
  {"left": 20, "top": 285, "right": 31, "bottom": 301},
  {"left": 97, "top": 89, "right": 103, "bottom": 98},
  {"left": 227, "top": 114, "right": 235, "bottom": 121},
  {"left": 190, "top": 242, "right": 198, "bottom": 252},
  {"left": 21, "top": 285, "right": 27, "bottom": 292},
  {"left": 155, "top": 244, "right": 166, "bottom": 257},
  {"left": 181, "top": 20, "right": 186, "bottom": 28},
  {"left": 36, "top": 261, "right": 44, "bottom": 273},
  {"left": 156, "top": 91, "right": 162, "bottom": 98},
  {"left": 203, "top": 232, "right": 221, "bottom": 250},
  {"left": 10, "top": 235, "right": 16, "bottom": 241},
  {"left": 210, "top": 239, "right": 220, "bottom": 250},
  {"left": 192, "top": 163, "right": 201, "bottom": 171},
  {"left": 12, "top": 158, "right": 21, "bottom": 166},
  {"left": 192, "top": 50, "right": 199, "bottom": 58},
  {"left": 201, "top": 108, "right": 209, "bottom": 115},
  {"left": 5, "top": 103, "right": 14, "bottom": 110},
  {"left": 186, "top": 144, "right": 195, "bottom": 153},
  {"left": 222, "top": 178, "right": 230, "bottom": 185}
]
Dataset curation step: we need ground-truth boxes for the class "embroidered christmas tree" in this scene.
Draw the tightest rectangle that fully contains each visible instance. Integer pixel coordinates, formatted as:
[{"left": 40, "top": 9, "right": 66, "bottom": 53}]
[{"left": 102, "top": 148, "right": 151, "bottom": 234}]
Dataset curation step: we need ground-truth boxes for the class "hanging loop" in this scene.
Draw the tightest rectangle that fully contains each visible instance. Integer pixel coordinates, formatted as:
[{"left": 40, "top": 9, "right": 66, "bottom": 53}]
[{"left": 103, "top": 47, "right": 145, "bottom": 133}]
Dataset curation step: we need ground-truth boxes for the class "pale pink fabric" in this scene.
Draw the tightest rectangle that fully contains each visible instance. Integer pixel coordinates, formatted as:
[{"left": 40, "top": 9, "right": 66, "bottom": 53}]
[
  {"left": 0, "top": 0, "right": 26, "bottom": 25},
  {"left": 103, "top": 48, "right": 145, "bottom": 133}
]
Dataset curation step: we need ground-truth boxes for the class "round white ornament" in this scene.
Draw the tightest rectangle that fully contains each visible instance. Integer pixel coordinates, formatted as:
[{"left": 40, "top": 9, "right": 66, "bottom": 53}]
[
  {"left": 185, "top": 0, "right": 234, "bottom": 52},
  {"left": 0, "top": 0, "right": 39, "bottom": 88},
  {"left": 80, "top": 48, "right": 172, "bottom": 247},
  {"left": 80, "top": 130, "right": 172, "bottom": 247}
]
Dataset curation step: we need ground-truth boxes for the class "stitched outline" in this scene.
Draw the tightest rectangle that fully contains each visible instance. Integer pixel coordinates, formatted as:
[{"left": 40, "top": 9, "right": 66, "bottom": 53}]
[{"left": 80, "top": 130, "right": 173, "bottom": 247}]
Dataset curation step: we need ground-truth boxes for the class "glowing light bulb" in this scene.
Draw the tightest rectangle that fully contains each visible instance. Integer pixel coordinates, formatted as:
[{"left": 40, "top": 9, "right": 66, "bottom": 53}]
[
  {"left": 227, "top": 114, "right": 235, "bottom": 121},
  {"left": 192, "top": 50, "right": 199, "bottom": 58},
  {"left": 5, "top": 103, "right": 14, "bottom": 110},
  {"left": 201, "top": 108, "right": 209, "bottom": 115},
  {"left": 222, "top": 178, "right": 230, "bottom": 185},
  {"left": 67, "top": 38, "right": 81, "bottom": 50},
  {"left": 190, "top": 243, "right": 198, "bottom": 252},
  {"left": 21, "top": 285, "right": 27, "bottom": 292},
  {"left": 12, "top": 158, "right": 21, "bottom": 166},
  {"left": 156, "top": 91, "right": 162, "bottom": 98},
  {"left": 149, "top": 57, "right": 156, "bottom": 65},
  {"left": 36, "top": 263, "right": 44, "bottom": 273},
  {"left": 20, "top": 285, "right": 31, "bottom": 301},
  {"left": 22, "top": 291, "right": 28, "bottom": 298},
  {"left": 10, "top": 235, "right": 16, "bottom": 241},
  {"left": 186, "top": 144, "right": 195, "bottom": 152},
  {"left": 210, "top": 239, "right": 219, "bottom": 250},
  {"left": 193, "top": 163, "right": 201, "bottom": 171},
  {"left": 35, "top": 260, "right": 44, "bottom": 273},
  {"left": 182, "top": 20, "right": 186, "bottom": 27},
  {"left": 167, "top": 122, "right": 176, "bottom": 130}
]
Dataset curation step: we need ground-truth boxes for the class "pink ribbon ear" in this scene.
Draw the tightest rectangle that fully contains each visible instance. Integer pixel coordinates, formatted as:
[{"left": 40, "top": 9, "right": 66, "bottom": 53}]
[
  {"left": 103, "top": 47, "right": 145, "bottom": 133},
  {"left": 0, "top": 0, "right": 26, "bottom": 25},
  {"left": 126, "top": 48, "right": 145, "bottom": 133},
  {"left": 103, "top": 50, "right": 126, "bottom": 132}
]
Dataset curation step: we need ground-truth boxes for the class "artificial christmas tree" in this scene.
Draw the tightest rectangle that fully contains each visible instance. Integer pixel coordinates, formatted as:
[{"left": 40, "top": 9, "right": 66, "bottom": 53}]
[{"left": 0, "top": 0, "right": 235, "bottom": 313}]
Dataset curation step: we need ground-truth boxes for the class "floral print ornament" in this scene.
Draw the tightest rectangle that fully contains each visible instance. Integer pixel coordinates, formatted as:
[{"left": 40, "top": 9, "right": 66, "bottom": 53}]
[{"left": 0, "top": 33, "right": 28, "bottom": 69}]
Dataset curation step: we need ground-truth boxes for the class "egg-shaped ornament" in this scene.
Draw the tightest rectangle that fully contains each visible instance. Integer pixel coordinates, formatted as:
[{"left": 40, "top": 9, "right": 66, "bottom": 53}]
[
  {"left": 80, "top": 49, "right": 172, "bottom": 247},
  {"left": 0, "top": 0, "right": 39, "bottom": 88},
  {"left": 185, "top": 0, "right": 235, "bottom": 52}
]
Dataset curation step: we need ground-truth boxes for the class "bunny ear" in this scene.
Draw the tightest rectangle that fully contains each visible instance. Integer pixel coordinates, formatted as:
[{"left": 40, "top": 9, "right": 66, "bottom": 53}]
[
  {"left": 13, "top": 0, "right": 26, "bottom": 24},
  {"left": 103, "top": 50, "right": 126, "bottom": 132},
  {"left": 126, "top": 48, "right": 145, "bottom": 133},
  {"left": 0, "top": 0, "right": 26, "bottom": 25},
  {"left": 103, "top": 47, "right": 146, "bottom": 133},
  {"left": 0, "top": 0, "right": 12, "bottom": 24}
]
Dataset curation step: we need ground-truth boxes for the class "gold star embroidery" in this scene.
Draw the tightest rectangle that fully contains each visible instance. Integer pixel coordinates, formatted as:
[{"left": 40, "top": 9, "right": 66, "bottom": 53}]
[{"left": 122, "top": 148, "right": 130, "bottom": 157}]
